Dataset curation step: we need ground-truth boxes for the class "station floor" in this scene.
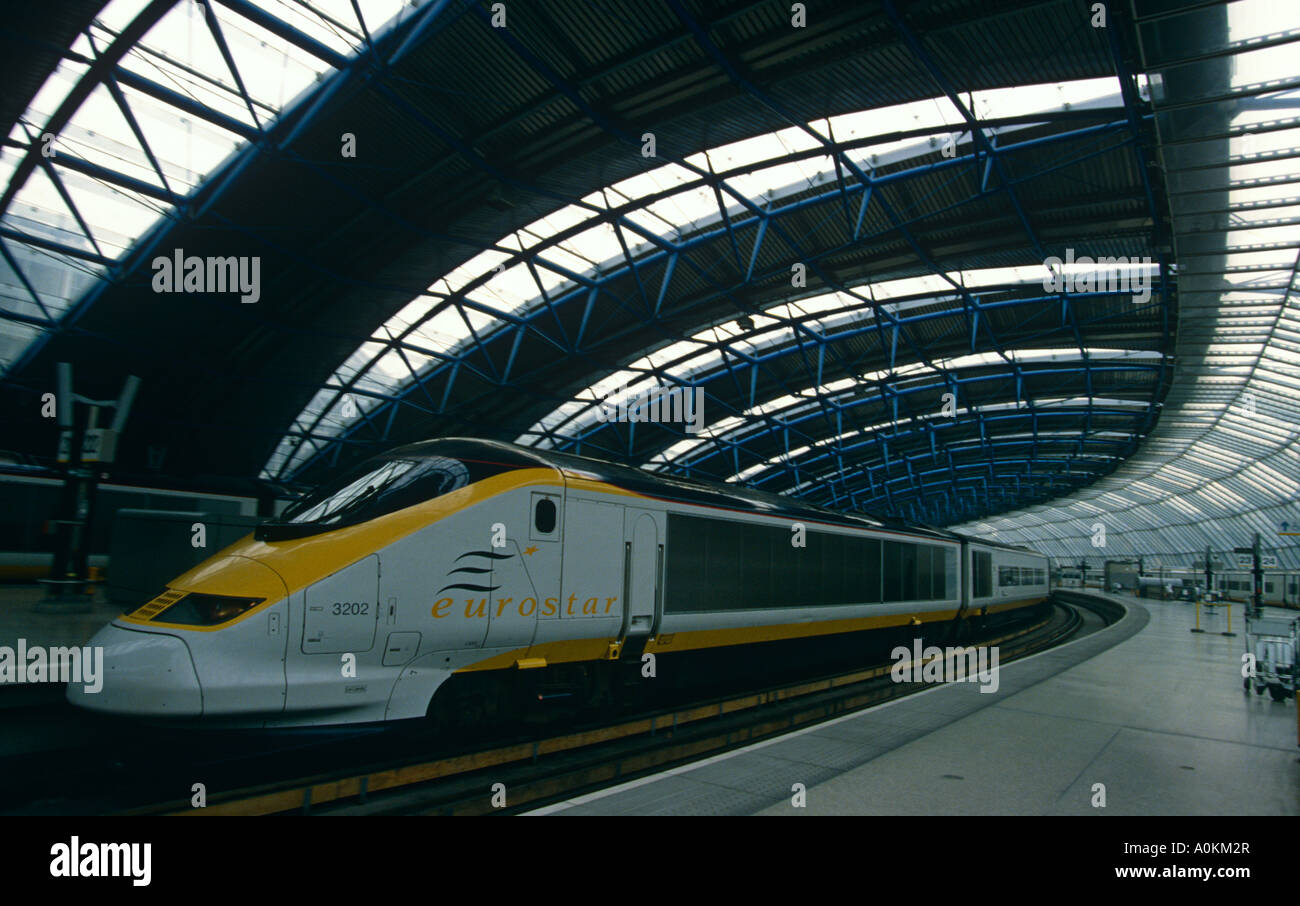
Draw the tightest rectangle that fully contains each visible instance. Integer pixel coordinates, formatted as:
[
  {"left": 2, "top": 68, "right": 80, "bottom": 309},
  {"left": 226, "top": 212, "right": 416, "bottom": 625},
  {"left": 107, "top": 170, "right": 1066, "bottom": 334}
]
[
  {"left": 0, "top": 585, "right": 121, "bottom": 650},
  {"left": 530, "top": 595, "right": 1300, "bottom": 816},
  {"left": 0, "top": 585, "right": 121, "bottom": 704}
]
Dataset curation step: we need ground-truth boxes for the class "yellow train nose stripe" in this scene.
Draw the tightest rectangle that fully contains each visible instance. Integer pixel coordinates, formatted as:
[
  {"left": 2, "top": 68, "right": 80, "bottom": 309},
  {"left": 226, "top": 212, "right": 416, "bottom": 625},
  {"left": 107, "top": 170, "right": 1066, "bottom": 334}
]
[{"left": 120, "top": 468, "right": 564, "bottom": 631}]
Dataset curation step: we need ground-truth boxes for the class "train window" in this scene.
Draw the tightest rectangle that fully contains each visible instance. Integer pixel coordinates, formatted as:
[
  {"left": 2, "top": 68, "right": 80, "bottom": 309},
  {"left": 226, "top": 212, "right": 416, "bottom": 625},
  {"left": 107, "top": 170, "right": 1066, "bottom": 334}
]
[
  {"left": 821, "top": 532, "right": 848, "bottom": 605},
  {"left": 740, "top": 522, "right": 773, "bottom": 608},
  {"left": 795, "top": 530, "right": 824, "bottom": 605},
  {"left": 263, "top": 447, "right": 565, "bottom": 540},
  {"left": 999, "top": 565, "right": 1017, "bottom": 586},
  {"left": 533, "top": 496, "right": 557, "bottom": 535},
  {"left": 865, "top": 537, "right": 883, "bottom": 604},
  {"left": 880, "top": 541, "right": 921, "bottom": 602},
  {"left": 915, "top": 546, "right": 933, "bottom": 600},
  {"left": 278, "top": 455, "right": 470, "bottom": 530},
  {"left": 904, "top": 544, "right": 920, "bottom": 600},
  {"left": 665, "top": 514, "right": 894, "bottom": 612},
  {"left": 666, "top": 515, "right": 708, "bottom": 612},
  {"left": 973, "top": 552, "right": 993, "bottom": 598},
  {"left": 933, "top": 547, "right": 951, "bottom": 599},
  {"left": 882, "top": 541, "right": 903, "bottom": 601},
  {"left": 709, "top": 518, "right": 743, "bottom": 602},
  {"left": 925, "top": 546, "right": 942, "bottom": 599},
  {"left": 767, "top": 524, "right": 796, "bottom": 605}
]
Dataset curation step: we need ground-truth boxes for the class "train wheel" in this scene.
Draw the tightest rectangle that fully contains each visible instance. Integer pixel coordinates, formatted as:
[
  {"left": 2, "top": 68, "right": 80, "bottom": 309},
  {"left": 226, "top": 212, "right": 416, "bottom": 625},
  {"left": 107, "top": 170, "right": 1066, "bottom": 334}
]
[
  {"left": 1268, "top": 684, "right": 1287, "bottom": 702},
  {"left": 585, "top": 666, "right": 618, "bottom": 717},
  {"left": 425, "top": 680, "right": 489, "bottom": 737},
  {"left": 424, "top": 694, "right": 453, "bottom": 739},
  {"left": 1255, "top": 683, "right": 1266, "bottom": 695}
]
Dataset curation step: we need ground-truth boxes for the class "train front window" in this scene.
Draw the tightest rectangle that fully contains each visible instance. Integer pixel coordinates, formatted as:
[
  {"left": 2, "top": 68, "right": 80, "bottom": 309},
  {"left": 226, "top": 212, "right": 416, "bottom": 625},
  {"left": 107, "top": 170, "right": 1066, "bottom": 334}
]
[{"left": 278, "top": 455, "right": 471, "bottom": 529}]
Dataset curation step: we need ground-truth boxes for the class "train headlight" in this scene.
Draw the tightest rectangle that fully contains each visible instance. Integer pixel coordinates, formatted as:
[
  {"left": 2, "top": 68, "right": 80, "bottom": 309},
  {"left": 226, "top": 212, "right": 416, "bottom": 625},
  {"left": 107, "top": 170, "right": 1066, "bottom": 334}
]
[{"left": 151, "top": 592, "right": 265, "bottom": 627}]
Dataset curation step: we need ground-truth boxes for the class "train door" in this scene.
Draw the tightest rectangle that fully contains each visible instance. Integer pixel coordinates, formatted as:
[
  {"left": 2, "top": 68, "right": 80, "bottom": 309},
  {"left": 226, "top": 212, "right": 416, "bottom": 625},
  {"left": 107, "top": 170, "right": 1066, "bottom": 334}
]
[
  {"left": 563, "top": 498, "right": 625, "bottom": 621},
  {"left": 522, "top": 489, "right": 567, "bottom": 651},
  {"left": 622, "top": 509, "right": 663, "bottom": 640}
]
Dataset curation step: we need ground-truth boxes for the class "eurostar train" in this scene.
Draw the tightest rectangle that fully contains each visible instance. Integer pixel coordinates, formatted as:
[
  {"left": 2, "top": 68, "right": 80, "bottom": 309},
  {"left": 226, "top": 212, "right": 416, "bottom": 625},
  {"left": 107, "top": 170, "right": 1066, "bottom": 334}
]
[{"left": 69, "top": 438, "right": 1050, "bottom": 729}]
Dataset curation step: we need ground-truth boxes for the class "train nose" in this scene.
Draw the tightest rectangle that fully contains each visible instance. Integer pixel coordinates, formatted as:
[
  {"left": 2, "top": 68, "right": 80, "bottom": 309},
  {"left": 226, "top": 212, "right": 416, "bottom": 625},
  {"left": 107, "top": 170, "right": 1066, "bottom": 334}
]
[{"left": 66, "top": 624, "right": 203, "bottom": 716}]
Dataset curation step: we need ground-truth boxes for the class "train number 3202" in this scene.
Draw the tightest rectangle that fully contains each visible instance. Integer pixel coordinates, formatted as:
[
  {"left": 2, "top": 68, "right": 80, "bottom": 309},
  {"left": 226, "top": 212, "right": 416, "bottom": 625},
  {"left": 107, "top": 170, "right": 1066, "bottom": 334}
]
[{"left": 331, "top": 601, "right": 370, "bottom": 615}]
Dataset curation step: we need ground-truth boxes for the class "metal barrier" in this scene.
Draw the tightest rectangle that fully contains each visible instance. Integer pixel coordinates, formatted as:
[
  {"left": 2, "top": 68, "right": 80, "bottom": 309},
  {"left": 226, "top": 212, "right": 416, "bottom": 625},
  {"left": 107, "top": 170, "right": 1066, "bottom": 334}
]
[{"left": 1190, "top": 600, "right": 1236, "bottom": 637}]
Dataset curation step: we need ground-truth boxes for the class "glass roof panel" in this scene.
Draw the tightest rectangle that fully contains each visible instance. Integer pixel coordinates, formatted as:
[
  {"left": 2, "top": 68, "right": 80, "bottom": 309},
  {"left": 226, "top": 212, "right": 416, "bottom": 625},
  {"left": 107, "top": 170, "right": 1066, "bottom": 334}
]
[
  {"left": 264, "top": 77, "right": 1132, "bottom": 476},
  {"left": 1, "top": 0, "right": 413, "bottom": 376}
]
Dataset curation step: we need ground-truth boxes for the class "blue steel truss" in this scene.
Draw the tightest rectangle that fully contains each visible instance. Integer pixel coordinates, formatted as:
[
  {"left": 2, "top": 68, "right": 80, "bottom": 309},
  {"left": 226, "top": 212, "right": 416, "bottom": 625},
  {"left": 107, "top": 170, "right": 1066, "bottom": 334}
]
[{"left": 1, "top": 0, "right": 1175, "bottom": 526}]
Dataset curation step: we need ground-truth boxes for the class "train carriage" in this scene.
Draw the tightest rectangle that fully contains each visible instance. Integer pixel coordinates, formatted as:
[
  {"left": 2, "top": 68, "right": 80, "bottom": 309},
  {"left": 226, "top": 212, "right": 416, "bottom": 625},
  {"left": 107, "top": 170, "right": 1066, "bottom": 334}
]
[{"left": 69, "top": 438, "right": 1050, "bottom": 729}]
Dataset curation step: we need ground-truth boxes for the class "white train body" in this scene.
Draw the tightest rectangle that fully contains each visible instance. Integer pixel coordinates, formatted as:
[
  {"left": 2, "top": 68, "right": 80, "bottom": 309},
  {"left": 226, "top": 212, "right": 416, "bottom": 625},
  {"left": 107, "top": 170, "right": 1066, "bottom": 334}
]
[{"left": 69, "top": 439, "right": 1049, "bottom": 728}]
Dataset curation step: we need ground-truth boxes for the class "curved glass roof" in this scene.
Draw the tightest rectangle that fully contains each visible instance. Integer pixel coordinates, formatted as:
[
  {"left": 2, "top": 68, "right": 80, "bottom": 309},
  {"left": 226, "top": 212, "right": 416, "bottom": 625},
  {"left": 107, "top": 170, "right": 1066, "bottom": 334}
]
[
  {"left": 517, "top": 266, "right": 1164, "bottom": 457},
  {"left": 0, "top": 0, "right": 409, "bottom": 372},
  {"left": 953, "top": 0, "right": 1300, "bottom": 569},
  {"left": 263, "top": 76, "right": 1134, "bottom": 480},
  {"left": 11, "top": 0, "right": 1291, "bottom": 561}
]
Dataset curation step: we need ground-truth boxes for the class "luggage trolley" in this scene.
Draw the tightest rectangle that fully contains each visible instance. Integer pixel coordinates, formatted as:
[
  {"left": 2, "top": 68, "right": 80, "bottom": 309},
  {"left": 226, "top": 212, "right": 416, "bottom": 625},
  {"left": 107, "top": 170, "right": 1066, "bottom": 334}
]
[{"left": 1243, "top": 610, "right": 1300, "bottom": 702}]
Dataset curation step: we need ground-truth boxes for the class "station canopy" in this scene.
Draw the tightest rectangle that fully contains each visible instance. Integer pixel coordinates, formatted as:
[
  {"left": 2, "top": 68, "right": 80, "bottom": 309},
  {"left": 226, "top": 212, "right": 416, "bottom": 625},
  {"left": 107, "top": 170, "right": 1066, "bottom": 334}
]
[{"left": 0, "top": 0, "right": 1295, "bottom": 568}]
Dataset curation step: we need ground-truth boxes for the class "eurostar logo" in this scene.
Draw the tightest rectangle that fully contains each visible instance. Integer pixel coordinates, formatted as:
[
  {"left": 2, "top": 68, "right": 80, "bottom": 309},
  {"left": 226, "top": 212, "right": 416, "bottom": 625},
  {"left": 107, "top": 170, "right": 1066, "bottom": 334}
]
[
  {"left": 431, "top": 592, "right": 620, "bottom": 620},
  {"left": 437, "top": 549, "right": 509, "bottom": 595},
  {"left": 433, "top": 548, "right": 616, "bottom": 620}
]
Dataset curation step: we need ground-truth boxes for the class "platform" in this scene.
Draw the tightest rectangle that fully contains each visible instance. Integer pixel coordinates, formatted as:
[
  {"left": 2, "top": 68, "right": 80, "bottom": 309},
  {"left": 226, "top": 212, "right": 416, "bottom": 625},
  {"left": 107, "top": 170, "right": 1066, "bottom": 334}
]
[
  {"left": 0, "top": 585, "right": 121, "bottom": 704},
  {"left": 529, "top": 595, "right": 1299, "bottom": 816}
]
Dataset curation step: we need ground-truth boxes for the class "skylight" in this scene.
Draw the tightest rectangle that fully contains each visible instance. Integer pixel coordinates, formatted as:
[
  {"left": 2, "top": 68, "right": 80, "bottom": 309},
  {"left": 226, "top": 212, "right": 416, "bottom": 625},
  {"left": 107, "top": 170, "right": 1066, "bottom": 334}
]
[
  {"left": 264, "top": 76, "right": 1132, "bottom": 479},
  {"left": 0, "top": 0, "right": 411, "bottom": 374}
]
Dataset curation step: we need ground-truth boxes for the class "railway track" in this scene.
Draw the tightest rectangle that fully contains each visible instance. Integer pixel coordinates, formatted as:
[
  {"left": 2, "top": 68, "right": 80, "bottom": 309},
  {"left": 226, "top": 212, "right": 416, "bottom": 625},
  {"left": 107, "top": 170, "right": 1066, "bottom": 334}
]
[{"left": 115, "top": 594, "right": 1110, "bottom": 816}]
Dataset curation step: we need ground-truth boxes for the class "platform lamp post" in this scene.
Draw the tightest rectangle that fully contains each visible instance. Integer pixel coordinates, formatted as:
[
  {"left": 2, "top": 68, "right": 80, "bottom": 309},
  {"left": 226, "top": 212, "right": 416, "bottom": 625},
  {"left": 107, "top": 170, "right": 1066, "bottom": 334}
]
[
  {"left": 1203, "top": 545, "right": 1213, "bottom": 601},
  {"left": 38, "top": 363, "right": 140, "bottom": 613},
  {"left": 1251, "top": 532, "right": 1265, "bottom": 618},
  {"left": 1280, "top": 521, "right": 1296, "bottom": 607}
]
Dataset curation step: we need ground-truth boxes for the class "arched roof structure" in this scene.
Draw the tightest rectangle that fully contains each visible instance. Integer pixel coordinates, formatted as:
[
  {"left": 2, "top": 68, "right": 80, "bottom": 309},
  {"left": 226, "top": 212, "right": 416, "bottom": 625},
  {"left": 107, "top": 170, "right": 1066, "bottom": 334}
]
[{"left": 1, "top": 0, "right": 1294, "bottom": 569}]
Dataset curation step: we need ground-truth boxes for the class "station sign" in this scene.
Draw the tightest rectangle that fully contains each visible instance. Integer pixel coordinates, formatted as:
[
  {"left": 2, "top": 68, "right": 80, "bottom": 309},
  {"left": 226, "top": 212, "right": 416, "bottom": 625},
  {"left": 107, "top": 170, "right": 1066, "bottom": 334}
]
[
  {"left": 80, "top": 428, "right": 117, "bottom": 464},
  {"left": 55, "top": 428, "right": 73, "bottom": 464},
  {"left": 1234, "top": 554, "right": 1278, "bottom": 568}
]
